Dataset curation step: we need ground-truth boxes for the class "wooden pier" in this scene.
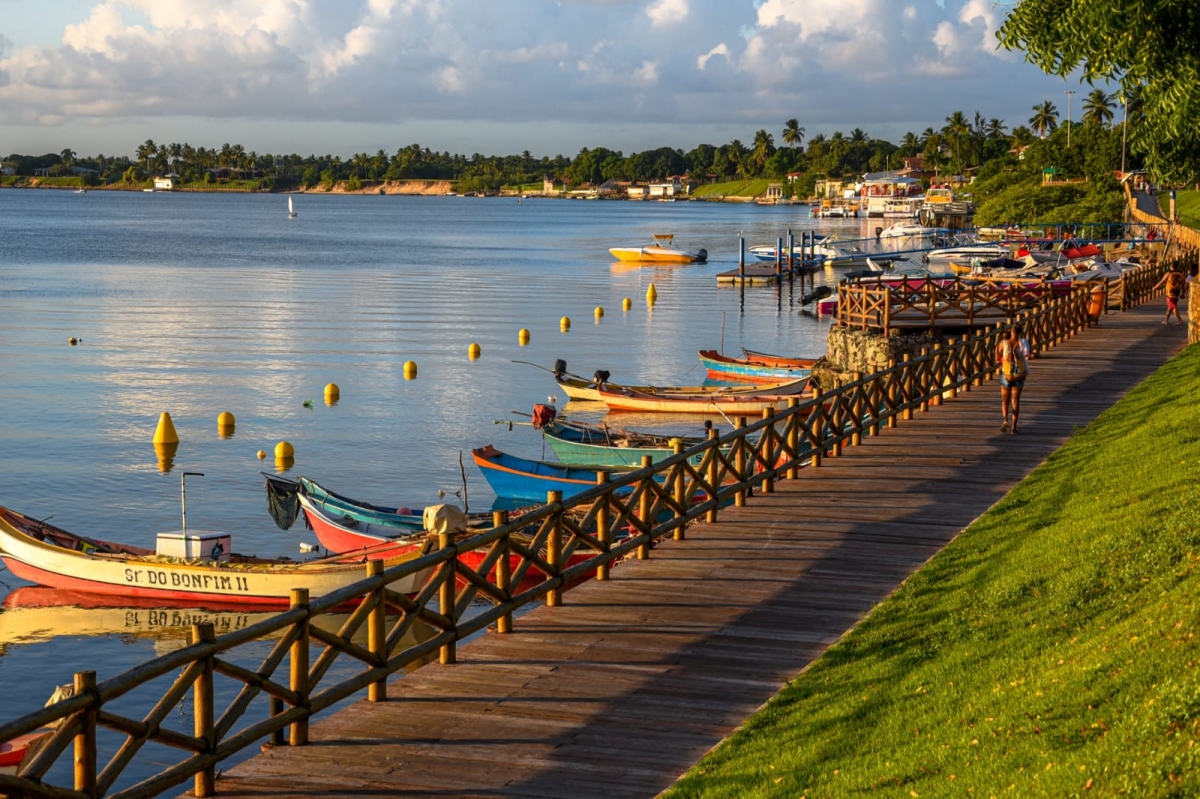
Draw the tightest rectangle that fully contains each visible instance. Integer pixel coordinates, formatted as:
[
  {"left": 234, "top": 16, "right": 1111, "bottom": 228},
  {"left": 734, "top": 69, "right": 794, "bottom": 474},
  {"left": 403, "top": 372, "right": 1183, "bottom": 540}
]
[{"left": 204, "top": 303, "right": 1184, "bottom": 797}]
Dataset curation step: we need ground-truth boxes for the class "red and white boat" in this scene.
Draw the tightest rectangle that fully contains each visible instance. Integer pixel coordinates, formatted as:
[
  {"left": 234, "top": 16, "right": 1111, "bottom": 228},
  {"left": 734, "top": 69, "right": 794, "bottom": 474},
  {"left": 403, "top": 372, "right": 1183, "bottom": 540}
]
[
  {"left": 0, "top": 506, "right": 435, "bottom": 607},
  {"left": 299, "top": 495, "right": 605, "bottom": 593}
]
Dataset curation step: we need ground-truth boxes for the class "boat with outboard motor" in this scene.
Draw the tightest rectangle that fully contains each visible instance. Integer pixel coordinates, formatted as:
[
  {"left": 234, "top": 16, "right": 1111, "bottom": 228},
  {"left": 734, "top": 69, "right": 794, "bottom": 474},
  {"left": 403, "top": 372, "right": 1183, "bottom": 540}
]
[{"left": 609, "top": 234, "right": 707, "bottom": 264}]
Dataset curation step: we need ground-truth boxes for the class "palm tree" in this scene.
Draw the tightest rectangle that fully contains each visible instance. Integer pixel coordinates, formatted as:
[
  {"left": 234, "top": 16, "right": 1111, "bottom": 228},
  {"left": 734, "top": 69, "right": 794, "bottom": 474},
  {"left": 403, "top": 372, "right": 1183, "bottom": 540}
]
[
  {"left": 1029, "top": 101, "right": 1059, "bottom": 138},
  {"left": 850, "top": 128, "right": 867, "bottom": 143},
  {"left": 59, "top": 149, "right": 76, "bottom": 167},
  {"left": 168, "top": 142, "right": 183, "bottom": 171},
  {"left": 1010, "top": 126, "right": 1036, "bottom": 147},
  {"left": 782, "top": 119, "right": 805, "bottom": 151},
  {"left": 136, "top": 139, "right": 157, "bottom": 173},
  {"left": 1081, "top": 89, "right": 1114, "bottom": 127},
  {"left": 752, "top": 130, "right": 774, "bottom": 173},
  {"left": 726, "top": 139, "right": 747, "bottom": 179},
  {"left": 919, "top": 127, "right": 936, "bottom": 146},
  {"left": 986, "top": 119, "right": 1008, "bottom": 139},
  {"left": 901, "top": 132, "right": 919, "bottom": 152},
  {"left": 943, "top": 111, "right": 970, "bottom": 174}
]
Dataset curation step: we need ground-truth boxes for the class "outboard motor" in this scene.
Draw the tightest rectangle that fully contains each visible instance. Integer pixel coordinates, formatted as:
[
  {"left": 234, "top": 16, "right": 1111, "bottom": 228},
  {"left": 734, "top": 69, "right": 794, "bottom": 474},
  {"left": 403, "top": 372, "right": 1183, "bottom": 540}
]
[
  {"left": 696, "top": 249, "right": 708, "bottom": 263},
  {"left": 800, "top": 285, "right": 833, "bottom": 306},
  {"left": 553, "top": 359, "right": 567, "bottom": 376}
]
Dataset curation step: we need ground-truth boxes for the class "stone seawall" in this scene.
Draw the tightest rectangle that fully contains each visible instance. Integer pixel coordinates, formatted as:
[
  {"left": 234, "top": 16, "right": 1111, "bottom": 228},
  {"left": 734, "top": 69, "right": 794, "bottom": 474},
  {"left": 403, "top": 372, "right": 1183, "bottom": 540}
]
[{"left": 813, "top": 326, "right": 944, "bottom": 390}]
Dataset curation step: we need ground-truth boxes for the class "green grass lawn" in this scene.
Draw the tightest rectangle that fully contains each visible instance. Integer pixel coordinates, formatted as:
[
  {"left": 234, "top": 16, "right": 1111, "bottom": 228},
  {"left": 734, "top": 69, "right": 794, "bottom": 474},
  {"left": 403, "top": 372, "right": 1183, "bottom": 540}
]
[
  {"left": 1173, "top": 190, "right": 1200, "bottom": 230},
  {"left": 692, "top": 179, "right": 774, "bottom": 198},
  {"left": 666, "top": 346, "right": 1200, "bottom": 798}
]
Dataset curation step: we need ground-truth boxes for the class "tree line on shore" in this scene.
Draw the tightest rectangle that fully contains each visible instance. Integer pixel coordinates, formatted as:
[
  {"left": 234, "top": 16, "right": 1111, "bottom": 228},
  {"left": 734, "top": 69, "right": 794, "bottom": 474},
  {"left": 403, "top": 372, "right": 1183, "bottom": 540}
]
[{"left": 3, "top": 90, "right": 1134, "bottom": 196}]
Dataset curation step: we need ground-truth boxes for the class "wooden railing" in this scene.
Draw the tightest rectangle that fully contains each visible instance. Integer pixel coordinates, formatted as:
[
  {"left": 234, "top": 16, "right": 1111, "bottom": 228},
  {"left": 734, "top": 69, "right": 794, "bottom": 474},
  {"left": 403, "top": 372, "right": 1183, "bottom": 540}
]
[
  {"left": 838, "top": 263, "right": 1164, "bottom": 331},
  {"left": 0, "top": 271, "right": 1167, "bottom": 799}
]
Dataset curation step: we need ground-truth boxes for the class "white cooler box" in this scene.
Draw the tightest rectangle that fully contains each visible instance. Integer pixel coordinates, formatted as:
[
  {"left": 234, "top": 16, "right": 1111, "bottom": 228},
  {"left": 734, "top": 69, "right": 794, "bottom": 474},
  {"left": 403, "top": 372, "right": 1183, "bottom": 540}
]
[{"left": 156, "top": 531, "right": 232, "bottom": 562}]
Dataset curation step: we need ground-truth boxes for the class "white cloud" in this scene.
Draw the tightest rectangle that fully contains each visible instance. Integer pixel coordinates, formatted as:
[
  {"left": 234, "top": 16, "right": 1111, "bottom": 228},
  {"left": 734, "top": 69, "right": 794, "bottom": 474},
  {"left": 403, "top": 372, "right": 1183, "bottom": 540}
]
[
  {"left": 696, "top": 43, "right": 729, "bottom": 70},
  {"left": 645, "top": 0, "right": 688, "bottom": 26},
  {"left": 0, "top": 0, "right": 1077, "bottom": 155}
]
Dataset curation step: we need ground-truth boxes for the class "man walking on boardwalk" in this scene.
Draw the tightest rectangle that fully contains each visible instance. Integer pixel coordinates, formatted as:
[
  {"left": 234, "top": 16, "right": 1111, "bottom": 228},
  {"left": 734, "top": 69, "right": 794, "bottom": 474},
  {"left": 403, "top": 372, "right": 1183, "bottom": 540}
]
[{"left": 1152, "top": 264, "right": 1186, "bottom": 324}]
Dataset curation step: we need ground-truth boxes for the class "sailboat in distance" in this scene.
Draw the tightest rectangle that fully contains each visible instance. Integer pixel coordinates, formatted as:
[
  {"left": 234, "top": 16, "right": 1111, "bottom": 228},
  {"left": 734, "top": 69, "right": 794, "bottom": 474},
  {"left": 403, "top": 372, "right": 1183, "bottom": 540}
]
[{"left": 288, "top": 196, "right": 297, "bottom": 219}]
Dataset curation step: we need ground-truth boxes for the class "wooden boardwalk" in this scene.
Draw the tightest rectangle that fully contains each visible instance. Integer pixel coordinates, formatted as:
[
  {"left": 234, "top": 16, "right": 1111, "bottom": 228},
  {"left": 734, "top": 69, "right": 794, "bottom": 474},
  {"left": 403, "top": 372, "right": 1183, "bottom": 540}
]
[{"left": 208, "top": 302, "right": 1184, "bottom": 798}]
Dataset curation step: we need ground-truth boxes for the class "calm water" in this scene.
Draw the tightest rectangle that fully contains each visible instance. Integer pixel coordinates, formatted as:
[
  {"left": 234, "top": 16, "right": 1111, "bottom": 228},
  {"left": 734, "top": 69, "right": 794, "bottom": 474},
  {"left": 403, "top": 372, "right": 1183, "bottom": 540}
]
[{"left": 0, "top": 189, "right": 862, "bottom": 789}]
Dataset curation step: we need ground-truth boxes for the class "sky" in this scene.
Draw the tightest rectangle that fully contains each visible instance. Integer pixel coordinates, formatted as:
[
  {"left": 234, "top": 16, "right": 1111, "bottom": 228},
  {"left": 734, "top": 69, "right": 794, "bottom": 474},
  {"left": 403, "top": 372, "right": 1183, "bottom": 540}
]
[{"left": 0, "top": 0, "right": 1082, "bottom": 159}]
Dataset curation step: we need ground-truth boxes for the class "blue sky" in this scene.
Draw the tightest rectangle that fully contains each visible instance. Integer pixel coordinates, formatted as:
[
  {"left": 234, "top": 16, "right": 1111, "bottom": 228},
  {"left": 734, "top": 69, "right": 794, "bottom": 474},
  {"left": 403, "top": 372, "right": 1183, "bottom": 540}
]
[{"left": 0, "top": 0, "right": 1079, "bottom": 159}]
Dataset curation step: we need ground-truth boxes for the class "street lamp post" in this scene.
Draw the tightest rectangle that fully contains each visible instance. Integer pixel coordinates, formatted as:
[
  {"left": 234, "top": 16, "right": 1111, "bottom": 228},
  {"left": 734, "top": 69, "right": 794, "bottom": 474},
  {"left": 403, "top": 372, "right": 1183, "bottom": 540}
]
[
  {"left": 1120, "top": 95, "right": 1129, "bottom": 175},
  {"left": 1065, "top": 90, "right": 1075, "bottom": 147}
]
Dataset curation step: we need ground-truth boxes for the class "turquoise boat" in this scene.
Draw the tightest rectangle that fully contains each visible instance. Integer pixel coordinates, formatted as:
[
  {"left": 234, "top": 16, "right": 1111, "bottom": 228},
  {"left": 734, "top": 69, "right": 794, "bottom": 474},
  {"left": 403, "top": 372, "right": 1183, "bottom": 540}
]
[{"left": 542, "top": 420, "right": 716, "bottom": 469}]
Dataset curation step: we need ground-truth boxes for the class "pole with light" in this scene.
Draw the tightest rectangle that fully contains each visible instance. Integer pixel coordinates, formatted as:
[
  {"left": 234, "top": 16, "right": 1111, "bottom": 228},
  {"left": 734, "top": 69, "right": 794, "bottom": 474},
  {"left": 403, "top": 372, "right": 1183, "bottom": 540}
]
[
  {"left": 1120, "top": 93, "right": 1129, "bottom": 175},
  {"left": 1065, "top": 90, "right": 1075, "bottom": 147}
]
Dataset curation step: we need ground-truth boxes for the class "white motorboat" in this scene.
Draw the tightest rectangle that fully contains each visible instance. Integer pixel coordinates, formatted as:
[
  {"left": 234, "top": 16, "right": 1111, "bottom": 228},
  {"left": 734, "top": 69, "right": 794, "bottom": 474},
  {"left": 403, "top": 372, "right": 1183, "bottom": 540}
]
[
  {"left": 610, "top": 234, "right": 707, "bottom": 264},
  {"left": 878, "top": 222, "right": 934, "bottom": 239},
  {"left": 925, "top": 243, "right": 1011, "bottom": 269}
]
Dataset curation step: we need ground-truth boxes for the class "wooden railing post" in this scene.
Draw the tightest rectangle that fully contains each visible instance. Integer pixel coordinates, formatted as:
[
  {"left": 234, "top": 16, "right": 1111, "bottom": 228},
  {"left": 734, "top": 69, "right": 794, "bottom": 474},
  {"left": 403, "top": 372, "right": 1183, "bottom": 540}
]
[
  {"left": 269, "top": 695, "right": 285, "bottom": 746},
  {"left": 849, "top": 374, "right": 863, "bottom": 446},
  {"left": 493, "top": 510, "right": 512, "bottom": 631},
  {"left": 786, "top": 398, "right": 799, "bottom": 479},
  {"left": 886, "top": 359, "right": 898, "bottom": 428},
  {"left": 594, "top": 476, "right": 610, "bottom": 581},
  {"left": 918, "top": 348, "right": 931, "bottom": 413},
  {"left": 289, "top": 588, "right": 309, "bottom": 746},
  {"left": 761, "top": 408, "right": 777, "bottom": 492},
  {"left": 193, "top": 622, "right": 216, "bottom": 798},
  {"left": 546, "top": 490, "right": 563, "bottom": 607},
  {"left": 707, "top": 428, "right": 721, "bottom": 522},
  {"left": 734, "top": 417, "right": 748, "bottom": 506},
  {"left": 366, "top": 560, "right": 386, "bottom": 701},
  {"left": 901, "top": 353, "right": 914, "bottom": 420},
  {"left": 74, "top": 670, "right": 97, "bottom": 798},
  {"left": 438, "top": 532, "right": 457, "bottom": 662},
  {"left": 931, "top": 343, "right": 944, "bottom": 407},
  {"left": 638, "top": 456, "right": 652, "bottom": 559},
  {"left": 672, "top": 440, "right": 687, "bottom": 540}
]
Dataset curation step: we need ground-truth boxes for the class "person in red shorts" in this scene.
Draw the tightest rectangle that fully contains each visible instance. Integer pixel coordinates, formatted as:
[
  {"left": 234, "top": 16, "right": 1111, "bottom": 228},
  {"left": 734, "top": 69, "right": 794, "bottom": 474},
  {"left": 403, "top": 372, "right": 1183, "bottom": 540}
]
[{"left": 1152, "top": 264, "right": 1186, "bottom": 324}]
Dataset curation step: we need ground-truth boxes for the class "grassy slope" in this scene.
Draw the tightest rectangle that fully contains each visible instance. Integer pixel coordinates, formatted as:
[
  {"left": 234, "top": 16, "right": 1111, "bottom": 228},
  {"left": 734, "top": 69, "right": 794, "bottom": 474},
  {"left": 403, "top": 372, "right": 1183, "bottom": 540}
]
[
  {"left": 666, "top": 346, "right": 1200, "bottom": 798},
  {"left": 692, "top": 180, "right": 772, "bottom": 198},
  {"left": 1174, "top": 190, "right": 1200, "bottom": 229}
]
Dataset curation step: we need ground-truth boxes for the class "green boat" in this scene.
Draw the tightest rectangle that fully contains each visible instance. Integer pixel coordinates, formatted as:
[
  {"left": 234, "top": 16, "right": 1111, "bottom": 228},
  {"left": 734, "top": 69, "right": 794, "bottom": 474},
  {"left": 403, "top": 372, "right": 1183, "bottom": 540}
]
[{"left": 542, "top": 420, "right": 718, "bottom": 468}]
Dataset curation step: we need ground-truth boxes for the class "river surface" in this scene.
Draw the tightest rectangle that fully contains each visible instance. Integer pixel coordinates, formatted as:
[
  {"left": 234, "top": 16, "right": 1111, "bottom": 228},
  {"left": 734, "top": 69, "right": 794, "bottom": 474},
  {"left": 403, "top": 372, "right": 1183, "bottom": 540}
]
[{"left": 0, "top": 189, "right": 888, "bottom": 791}]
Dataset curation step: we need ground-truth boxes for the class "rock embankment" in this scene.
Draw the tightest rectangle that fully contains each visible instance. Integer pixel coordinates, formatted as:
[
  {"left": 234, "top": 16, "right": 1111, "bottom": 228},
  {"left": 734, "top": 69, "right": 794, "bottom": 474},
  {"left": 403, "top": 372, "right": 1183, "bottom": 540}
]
[{"left": 303, "top": 180, "right": 453, "bottom": 195}]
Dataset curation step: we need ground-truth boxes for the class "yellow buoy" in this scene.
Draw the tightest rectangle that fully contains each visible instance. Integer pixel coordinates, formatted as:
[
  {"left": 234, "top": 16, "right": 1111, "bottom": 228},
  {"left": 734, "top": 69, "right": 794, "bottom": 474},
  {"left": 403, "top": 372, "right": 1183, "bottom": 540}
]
[
  {"left": 217, "top": 411, "right": 235, "bottom": 428},
  {"left": 68, "top": 337, "right": 78, "bottom": 346},
  {"left": 256, "top": 450, "right": 267, "bottom": 460},
  {"left": 594, "top": 306, "right": 604, "bottom": 318},
  {"left": 646, "top": 283, "right": 658, "bottom": 303},
  {"left": 622, "top": 297, "right": 632, "bottom": 311},
  {"left": 404, "top": 360, "right": 417, "bottom": 379},
  {"left": 468, "top": 342, "right": 481, "bottom": 359},
  {"left": 275, "top": 441, "right": 294, "bottom": 459},
  {"left": 518, "top": 328, "right": 530, "bottom": 345},
  {"left": 324, "top": 383, "right": 340, "bottom": 399},
  {"left": 152, "top": 412, "right": 179, "bottom": 445},
  {"left": 560, "top": 317, "right": 571, "bottom": 331}
]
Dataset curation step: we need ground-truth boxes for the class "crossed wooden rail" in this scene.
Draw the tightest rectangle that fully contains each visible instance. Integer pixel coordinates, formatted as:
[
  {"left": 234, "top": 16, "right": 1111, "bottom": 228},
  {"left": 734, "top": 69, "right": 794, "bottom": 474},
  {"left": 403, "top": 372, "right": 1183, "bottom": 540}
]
[
  {"left": 836, "top": 265, "right": 1161, "bottom": 332},
  {"left": 0, "top": 270, "right": 1166, "bottom": 799}
]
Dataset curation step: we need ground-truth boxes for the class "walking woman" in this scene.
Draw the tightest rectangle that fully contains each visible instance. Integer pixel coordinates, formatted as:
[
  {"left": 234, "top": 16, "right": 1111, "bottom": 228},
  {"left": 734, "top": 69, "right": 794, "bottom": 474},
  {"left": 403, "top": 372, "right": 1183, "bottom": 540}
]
[
  {"left": 998, "top": 325, "right": 1030, "bottom": 435},
  {"left": 1152, "top": 264, "right": 1187, "bottom": 324}
]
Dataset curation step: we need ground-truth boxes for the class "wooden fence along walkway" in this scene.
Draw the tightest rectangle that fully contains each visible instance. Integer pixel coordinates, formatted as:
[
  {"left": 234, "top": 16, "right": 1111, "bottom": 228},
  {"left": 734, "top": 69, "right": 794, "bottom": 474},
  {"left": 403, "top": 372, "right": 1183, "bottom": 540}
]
[{"left": 0, "top": 268, "right": 1176, "bottom": 799}]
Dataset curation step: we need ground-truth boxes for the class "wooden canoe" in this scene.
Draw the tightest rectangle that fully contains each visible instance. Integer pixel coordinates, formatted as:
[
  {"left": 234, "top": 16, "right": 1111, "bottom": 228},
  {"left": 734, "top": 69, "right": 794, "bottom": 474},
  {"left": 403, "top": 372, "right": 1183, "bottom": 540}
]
[
  {"left": 542, "top": 419, "right": 714, "bottom": 468},
  {"left": 0, "top": 506, "right": 435, "bottom": 607},
  {"left": 698, "top": 350, "right": 815, "bottom": 382},
  {"left": 299, "top": 500, "right": 605, "bottom": 593},
  {"left": 554, "top": 373, "right": 807, "bottom": 403},
  {"left": 596, "top": 385, "right": 808, "bottom": 414}
]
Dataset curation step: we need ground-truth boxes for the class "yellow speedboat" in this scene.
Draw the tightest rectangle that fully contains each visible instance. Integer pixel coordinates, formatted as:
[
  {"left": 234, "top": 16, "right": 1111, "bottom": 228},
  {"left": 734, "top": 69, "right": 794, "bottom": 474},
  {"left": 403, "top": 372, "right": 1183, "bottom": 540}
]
[{"left": 609, "top": 234, "right": 707, "bottom": 264}]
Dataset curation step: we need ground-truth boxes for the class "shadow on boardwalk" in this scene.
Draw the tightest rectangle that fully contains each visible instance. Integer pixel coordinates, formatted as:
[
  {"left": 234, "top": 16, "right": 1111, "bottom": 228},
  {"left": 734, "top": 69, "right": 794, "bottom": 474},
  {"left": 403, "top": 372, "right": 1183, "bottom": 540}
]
[{"left": 210, "top": 303, "right": 1184, "bottom": 798}]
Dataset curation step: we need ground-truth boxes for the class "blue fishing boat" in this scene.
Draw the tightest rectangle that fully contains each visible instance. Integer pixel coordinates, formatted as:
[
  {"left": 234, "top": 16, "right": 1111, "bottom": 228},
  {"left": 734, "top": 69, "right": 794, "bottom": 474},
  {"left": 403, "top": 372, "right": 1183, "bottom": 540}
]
[
  {"left": 698, "top": 350, "right": 814, "bottom": 383},
  {"left": 472, "top": 446, "right": 659, "bottom": 502}
]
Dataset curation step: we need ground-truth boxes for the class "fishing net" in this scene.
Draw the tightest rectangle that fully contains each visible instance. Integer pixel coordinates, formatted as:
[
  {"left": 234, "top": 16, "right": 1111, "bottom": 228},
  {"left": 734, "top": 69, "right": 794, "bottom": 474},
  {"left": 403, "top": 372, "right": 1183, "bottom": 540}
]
[{"left": 265, "top": 476, "right": 301, "bottom": 530}]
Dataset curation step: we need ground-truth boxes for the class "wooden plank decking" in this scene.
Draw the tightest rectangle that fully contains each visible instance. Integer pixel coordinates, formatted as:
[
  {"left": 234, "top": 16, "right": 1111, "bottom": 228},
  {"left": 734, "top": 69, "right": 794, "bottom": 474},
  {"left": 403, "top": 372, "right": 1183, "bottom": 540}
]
[{"left": 207, "top": 302, "right": 1185, "bottom": 798}]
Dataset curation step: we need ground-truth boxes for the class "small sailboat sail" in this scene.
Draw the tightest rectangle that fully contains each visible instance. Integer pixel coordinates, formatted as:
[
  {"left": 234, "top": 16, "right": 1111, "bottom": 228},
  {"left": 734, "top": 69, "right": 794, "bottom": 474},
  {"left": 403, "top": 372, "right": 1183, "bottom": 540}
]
[{"left": 288, "top": 196, "right": 297, "bottom": 219}]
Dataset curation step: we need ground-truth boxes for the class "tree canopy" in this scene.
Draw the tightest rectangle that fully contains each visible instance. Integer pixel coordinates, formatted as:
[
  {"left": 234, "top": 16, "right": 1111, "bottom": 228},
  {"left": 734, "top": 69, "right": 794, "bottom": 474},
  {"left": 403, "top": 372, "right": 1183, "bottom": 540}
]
[{"left": 999, "top": 1, "right": 1200, "bottom": 181}]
